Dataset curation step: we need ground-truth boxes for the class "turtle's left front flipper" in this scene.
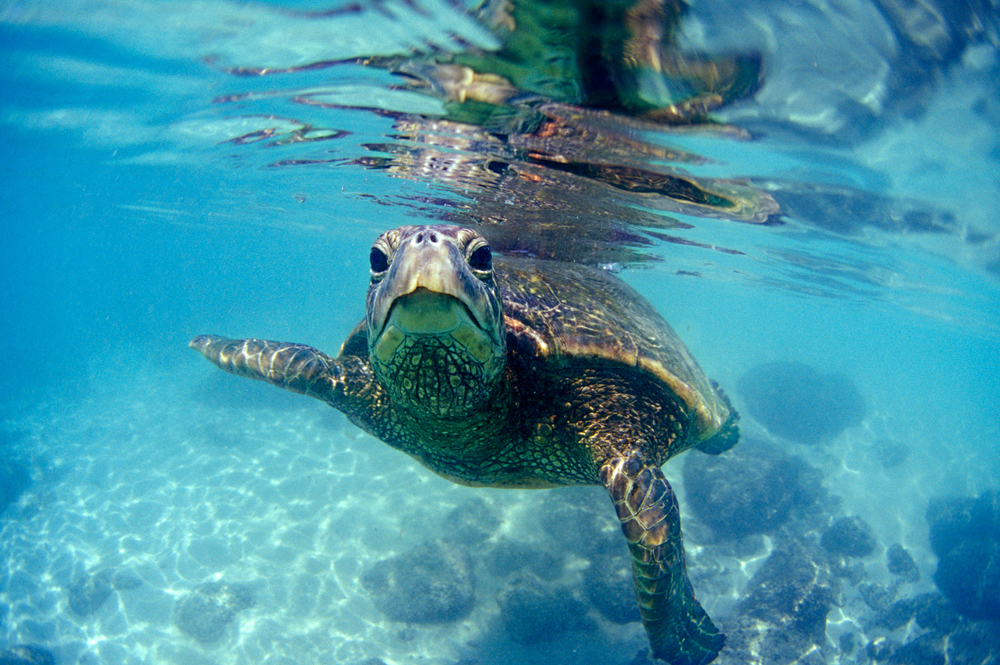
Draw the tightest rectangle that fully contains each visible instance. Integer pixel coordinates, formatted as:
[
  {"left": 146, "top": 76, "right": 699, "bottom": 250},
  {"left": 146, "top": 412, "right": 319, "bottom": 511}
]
[
  {"left": 189, "top": 334, "right": 367, "bottom": 407},
  {"left": 601, "top": 455, "right": 724, "bottom": 665}
]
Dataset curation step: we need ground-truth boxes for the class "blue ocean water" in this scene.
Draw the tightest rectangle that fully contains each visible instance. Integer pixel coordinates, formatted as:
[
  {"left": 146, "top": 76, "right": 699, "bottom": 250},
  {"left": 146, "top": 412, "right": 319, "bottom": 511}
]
[{"left": 1, "top": 1, "right": 998, "bottom": 664}]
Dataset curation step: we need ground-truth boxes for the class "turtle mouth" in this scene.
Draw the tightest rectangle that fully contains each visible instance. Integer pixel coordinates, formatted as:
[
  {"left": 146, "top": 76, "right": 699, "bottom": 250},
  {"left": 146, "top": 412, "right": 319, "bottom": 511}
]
[
  {"left": 372, "top": 287, "right": 502, "bottom": 376},
  {"left": 380, "top": 287, "right": 484, "bottom": 338}
]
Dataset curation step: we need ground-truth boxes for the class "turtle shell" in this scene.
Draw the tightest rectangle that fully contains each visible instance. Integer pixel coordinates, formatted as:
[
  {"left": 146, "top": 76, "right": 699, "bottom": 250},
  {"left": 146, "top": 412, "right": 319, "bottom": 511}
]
[{"left": 495, "top": 256, "right": 730, "bottom": 444}]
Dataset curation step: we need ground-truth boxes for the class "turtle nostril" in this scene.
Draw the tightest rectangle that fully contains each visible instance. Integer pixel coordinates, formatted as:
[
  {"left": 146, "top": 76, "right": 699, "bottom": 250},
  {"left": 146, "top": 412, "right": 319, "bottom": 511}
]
[{"left": 415, "top": 230, "right": 439, "bottom": 244}]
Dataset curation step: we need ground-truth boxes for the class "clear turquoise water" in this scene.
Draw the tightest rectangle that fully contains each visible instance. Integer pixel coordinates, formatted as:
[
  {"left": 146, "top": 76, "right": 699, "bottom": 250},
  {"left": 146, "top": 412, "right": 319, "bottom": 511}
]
[{"left": 1, "top": 2, "right": 998, "bottom": 664}]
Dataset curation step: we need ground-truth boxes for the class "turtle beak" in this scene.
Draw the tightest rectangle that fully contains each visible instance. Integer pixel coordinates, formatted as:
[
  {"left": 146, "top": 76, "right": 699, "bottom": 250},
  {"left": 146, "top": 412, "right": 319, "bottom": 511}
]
[{"left": 379, "top": 287, "right": 480, "bottom": 338}]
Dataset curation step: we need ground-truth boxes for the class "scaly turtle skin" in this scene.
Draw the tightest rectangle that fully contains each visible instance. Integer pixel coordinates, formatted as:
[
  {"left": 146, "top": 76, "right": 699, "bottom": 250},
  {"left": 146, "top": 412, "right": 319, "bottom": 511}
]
[{"left": 190, "top": 224, "right": 738, "bottom": 665}]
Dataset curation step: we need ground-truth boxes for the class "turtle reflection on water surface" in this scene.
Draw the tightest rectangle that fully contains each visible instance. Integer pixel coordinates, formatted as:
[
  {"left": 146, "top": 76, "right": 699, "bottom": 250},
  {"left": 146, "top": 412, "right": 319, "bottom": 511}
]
[
  {"left": 369, "top": 0, "right": 761, "bottom": 126},
  {"left": 191, "top": 224, "right": 739, "bottom": 665}
]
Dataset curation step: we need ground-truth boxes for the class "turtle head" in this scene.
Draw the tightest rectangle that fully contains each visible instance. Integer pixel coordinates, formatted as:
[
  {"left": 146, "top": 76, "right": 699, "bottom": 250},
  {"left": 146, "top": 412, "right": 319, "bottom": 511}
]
[{"left": 366, "top": 225, "right": 507, "bottom": 417}]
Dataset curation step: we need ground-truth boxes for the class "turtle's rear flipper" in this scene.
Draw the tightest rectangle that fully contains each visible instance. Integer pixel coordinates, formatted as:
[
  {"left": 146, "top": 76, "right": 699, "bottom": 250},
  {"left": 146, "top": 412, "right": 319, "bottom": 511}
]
[
  {"left": 601, "top": 455, "right": 724, "bottom": 665},
  {"left": 695, "top": 382, "right": 740, "bottom": 456}
]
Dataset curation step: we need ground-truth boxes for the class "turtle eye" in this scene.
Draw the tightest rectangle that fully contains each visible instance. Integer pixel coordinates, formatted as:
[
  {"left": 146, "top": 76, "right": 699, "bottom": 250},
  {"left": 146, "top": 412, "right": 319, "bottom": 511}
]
[
  {"left": 370, "top": 247, "right": 389, "bottom": 277},
  {"left": 468, "top": 244, "right": 492, "bottom": 274}
]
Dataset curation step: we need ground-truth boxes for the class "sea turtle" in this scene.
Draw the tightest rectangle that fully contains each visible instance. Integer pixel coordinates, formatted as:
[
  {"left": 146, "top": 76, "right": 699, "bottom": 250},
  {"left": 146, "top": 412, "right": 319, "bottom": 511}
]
[{"left": 190, "top": 224, "right": 739, "bottom": 665}]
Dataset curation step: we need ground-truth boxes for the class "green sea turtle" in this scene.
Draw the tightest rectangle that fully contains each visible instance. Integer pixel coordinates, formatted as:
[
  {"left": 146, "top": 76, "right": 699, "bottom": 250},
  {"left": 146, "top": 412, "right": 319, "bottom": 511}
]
[{"left": 190, "top": 224, "right": 738, "bottom": 665}]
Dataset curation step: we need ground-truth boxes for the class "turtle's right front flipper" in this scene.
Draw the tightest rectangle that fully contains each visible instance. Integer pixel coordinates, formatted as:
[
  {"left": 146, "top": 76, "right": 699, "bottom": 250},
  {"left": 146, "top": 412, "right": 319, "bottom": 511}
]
[
  {"left": 189, "top": 334, "right": 368, "bottom": 407},
  {"left": 602, "top": 454, "right": 724, "bottom": 665}
]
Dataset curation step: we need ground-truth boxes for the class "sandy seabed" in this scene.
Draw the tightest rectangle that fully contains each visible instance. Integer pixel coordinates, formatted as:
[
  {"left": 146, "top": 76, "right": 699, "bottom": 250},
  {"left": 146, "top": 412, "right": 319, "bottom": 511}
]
[{"left": 0, "top": 363, "right": 991, "bottom": 665}]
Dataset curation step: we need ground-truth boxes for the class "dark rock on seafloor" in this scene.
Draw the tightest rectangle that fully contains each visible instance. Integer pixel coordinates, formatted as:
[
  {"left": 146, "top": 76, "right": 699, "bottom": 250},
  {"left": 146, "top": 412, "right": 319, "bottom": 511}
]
[
  {"left": 486, "top": 540, "right": 563, "bottom": 581},
  {"left": 867, "top": 592, "right": 961, "bottom": 634},
  {"left": 736, "top": 544, "right": 834, "bottom": 643},
  {"left": 442, "top": 496, "right": 501, "bottom": 546},
  {"left": 871, "top": 619, "right": 1000, "bottom": 665},
  {"left": 829, "top": 558, "right": 867, "bottom": 587},
  {"left": 927, "top": 495, "right": 978, "bottom": 554},
  {"left": 860, "top": 582, "right": 898, "bottom": 611},
  {"left": 838, "top": 631, "right": 858, "bottom": 657},
  {"left": 873, "top": 438, "right": 910, "bottom": 469},
  {"left": 911, "top": 595, "right": 963, "bottom": 635},
  {"left": 722, "top": 543, "right": 833, "bottom": 665},
  {"left": 540, "top": 487, "right": 620, "bottom": 559},
  {"left": 361, "top": 540, "right": 475, "bottom": 624},
  {"left": 866, "top": 590, "right": 1000, "bottom": 665},
  {"left": 683, "top": 438, "right": 823, "bottom": 540},
  {"left": 738, "top": 361, "right": 865, "bottom": 445},
  {"left": 944, "top": 621, "right": 1000, "bottom": 664},
  {"left": 0, "top": 645, "right": 56, "bottom": 665},
  {"left": 883, "top": 631, "right": 947, "bottom": 665},
  {"left": 498, "top": 573, "right": 593, "bottom": 645},
  {"left": 933, "top": 537, "right": 1000, "bottom": 622},
  {"left": 0, "top": 456, "right": 31, "bottom": 517},
  {"left": 927, "top": 490, "right": 1000, "bottom": 621},
  {"left": 68, "top": 569, "right": 114, "bottom": 617},
  {"left": 722, "top": 615, "right": 829, "bottom": 665},
  {"left": 820, "top": 516, "right": 877, "bottom": 558},
  {"left": 111, "top": 570, "right": 143, "bottom": 591},
  {"left": 67, "top": 567, "right": 143, "bottom": 618},
  {"left": 585, "top": 551, "right": 641, "bottom": 624},
  {"left": 886, "top": 543, "right": 920, "bottom": 583},
  {"left": 174, "top": 582, "right": 255, "bottom": 644}
]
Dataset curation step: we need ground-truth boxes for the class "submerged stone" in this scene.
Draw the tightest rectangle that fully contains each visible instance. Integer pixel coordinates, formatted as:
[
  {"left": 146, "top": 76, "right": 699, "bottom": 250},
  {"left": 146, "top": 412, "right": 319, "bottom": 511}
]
[
  {"left": 486, "top": 541, "right": 563, "bottom": 581},
  {"left": 867, "top": 592, "right": 1000, "bottom": 665},
  {"left": 873, "top": 438, "right": 910, "bottom": 469},
  {"left": 886, "top": 543, "right": 920, "bottom": 583},
  {"left": 866, "top": 636, "right": 900, "bottom": 662},
  {"left": 927, "top": 490, "right": 1000, "bottom": 621},
  {"left": 586, "top": 551, "right": 640, "bottom": 624},
  {"left": 361, "top": 540, "right": 474, "bottom": 624},
  {"left": 927, "top": 495, "right": 978, "bottom": 555},
  {"left": 734, "top": 543, "right": 834, "bottom": 644},
  {"left": 541, "top": 487, "right": 620, "bottom": 559},
  {"left": 725, "top": 543, "right": 834, "bottom": 665},
  {"left": 945, "top": 620, "right": 1000, "bottom": 665},
  {"left": 111, "top": 570, "right": 144, "bottom": 591},
  {"left": 821, "top": 516, "right": 877, "bottom": 558},
  {"left": 0, "top": 457, "right": 31, "bottom": 517},
  {"left": 441, "top": 496, "right": 501, "bottom": 546},
  {"left": 933, "top": 538, "right": 1000, "bottom": 621},
  {"left": 683, "top": 438, "right": 822, "bottom": 540},
  {"left": 738, "top": 361, "right": 865, "bottom": 445},
  {"left": 860, "top": 582, "right": 898, "bottom": 611},
  {"left": 68, "top": 569, "right": 114, "bottom": 617},
  {"left": 0, "top": 645, "right": 56, "bottom": 665},
  {"left": 174, "top": 582, "right": 255, "bottom": 644},
  {"left": 499, "top": 573, "right": 593, "bottom": 644},
  {"left": 867, "top": 592, "right": 960, "bottom": 634}
]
